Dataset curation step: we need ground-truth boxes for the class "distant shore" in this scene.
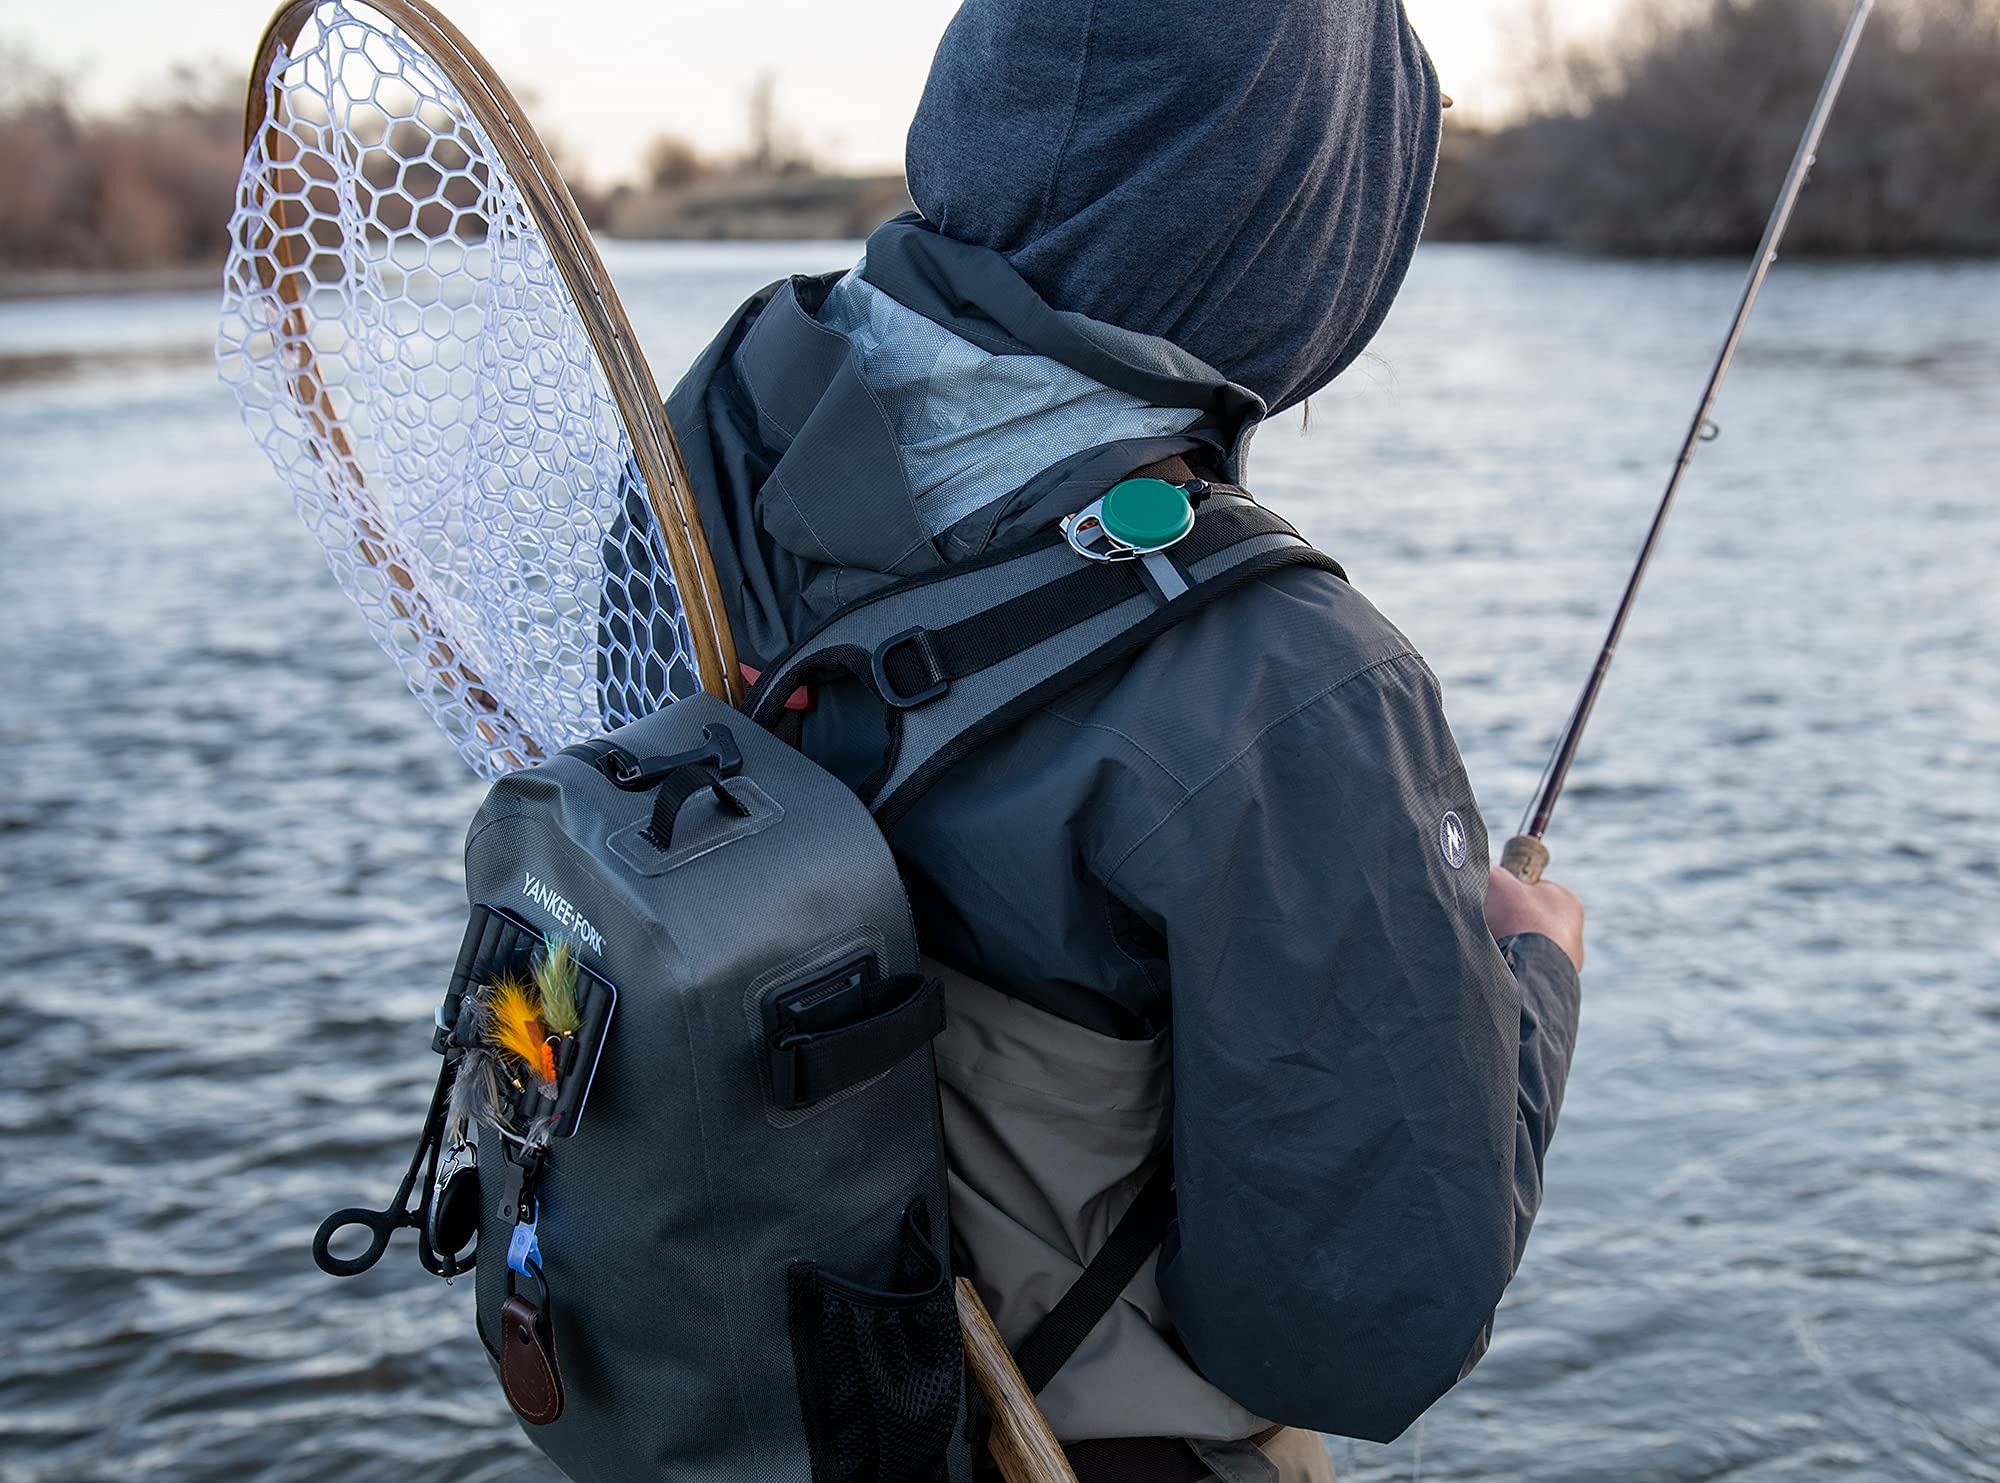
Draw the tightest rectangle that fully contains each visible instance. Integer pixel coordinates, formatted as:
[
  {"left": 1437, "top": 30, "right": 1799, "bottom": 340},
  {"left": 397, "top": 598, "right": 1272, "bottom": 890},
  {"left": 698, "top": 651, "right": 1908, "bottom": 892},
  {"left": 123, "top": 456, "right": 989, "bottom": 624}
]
[
  {"left": 0, "top": 267, "right": 221, "bottom": 302},
  {"left": 6, "top": 0, "right": 1996, "bottom": 295},
  {"left": 602, "top": 173, "right": 912, "bottom": 242},
  {"left": 9, "top": 231, "right": 1997, "bottom": 306},
  {"left": 0, "top": 176, "right": 911, "bottom": 302}
]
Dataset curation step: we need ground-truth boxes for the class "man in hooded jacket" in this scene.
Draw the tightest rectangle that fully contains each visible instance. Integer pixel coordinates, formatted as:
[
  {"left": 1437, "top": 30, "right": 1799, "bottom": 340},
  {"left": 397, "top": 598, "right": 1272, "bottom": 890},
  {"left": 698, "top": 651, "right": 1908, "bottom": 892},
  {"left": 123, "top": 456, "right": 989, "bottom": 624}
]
[{"left": 659, "top": 2, "right": 1586, "bottom": 1478}]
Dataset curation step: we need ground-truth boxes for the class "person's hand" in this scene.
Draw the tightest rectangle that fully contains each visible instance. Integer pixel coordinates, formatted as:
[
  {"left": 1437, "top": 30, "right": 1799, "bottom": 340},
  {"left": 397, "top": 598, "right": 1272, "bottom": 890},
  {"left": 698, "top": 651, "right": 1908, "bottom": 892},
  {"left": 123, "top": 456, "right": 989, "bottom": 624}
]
[{"left": 1484, "top": 865, "right": 1585, "bottom": 972}]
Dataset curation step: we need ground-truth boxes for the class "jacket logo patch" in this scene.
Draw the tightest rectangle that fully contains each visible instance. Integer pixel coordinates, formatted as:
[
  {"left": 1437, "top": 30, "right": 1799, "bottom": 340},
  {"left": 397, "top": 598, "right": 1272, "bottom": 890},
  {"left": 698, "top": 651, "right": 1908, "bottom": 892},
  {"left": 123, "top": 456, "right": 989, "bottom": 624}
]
[{"left": 1439, "top": 811, "right": 1468, "bottom": 870}]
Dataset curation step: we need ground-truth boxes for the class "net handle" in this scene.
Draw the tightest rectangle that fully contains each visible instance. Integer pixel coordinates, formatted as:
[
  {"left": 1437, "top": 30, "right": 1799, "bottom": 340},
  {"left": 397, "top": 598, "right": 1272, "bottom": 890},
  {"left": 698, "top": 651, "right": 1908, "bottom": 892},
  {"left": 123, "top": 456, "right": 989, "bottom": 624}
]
[{"left": 243, "top": 0, "right": 746, "bottom": 711}]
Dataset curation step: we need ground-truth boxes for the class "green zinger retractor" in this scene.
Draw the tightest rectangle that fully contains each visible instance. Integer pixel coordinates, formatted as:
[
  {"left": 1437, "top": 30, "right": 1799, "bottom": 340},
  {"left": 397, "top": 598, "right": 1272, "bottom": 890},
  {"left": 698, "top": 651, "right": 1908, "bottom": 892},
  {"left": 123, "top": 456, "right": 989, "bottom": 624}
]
[
  {"left": 1061, "top": 477, "right": 1200, "bottom": 600},
  {"left": 1062, "top": 478, "right": 1196, "bottom": 563},
  {"left": 1099, "top": 478, "right": 1194, "bottom": 549}
]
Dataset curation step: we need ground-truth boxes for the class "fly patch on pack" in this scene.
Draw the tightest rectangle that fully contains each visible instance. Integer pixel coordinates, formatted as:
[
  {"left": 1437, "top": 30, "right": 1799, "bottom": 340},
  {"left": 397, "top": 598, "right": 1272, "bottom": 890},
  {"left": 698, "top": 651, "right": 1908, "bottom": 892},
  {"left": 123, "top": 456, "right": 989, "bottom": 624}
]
[{"left": 314, "top": 691, "right": 972, "bottom": 1482}]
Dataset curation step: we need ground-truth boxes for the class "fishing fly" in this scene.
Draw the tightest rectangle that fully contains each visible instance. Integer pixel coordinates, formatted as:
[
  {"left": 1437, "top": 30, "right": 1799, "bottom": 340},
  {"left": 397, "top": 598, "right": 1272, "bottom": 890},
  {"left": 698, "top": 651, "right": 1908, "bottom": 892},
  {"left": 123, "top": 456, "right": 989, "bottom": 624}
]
[
  {"left": 487, "top": 971, "right": 559, "bottom": 1094},
  {"left": 444, "top": 1039, "right": 507, "bottom": 1147},
  {"left": 534, "top": 935, "right": 582, "bottom": 1038}
]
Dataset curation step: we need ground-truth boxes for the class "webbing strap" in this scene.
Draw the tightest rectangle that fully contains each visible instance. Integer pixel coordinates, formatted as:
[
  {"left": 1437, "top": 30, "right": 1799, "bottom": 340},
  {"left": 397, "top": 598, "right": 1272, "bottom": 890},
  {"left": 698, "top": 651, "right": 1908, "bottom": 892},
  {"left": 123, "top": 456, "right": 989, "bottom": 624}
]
[
  {"left": 767, "top": 973, "right": 946, "bottom": 1109},
  {"left": 1065, "top": 1437, "right": 1215, "bottom": 1483},
  {"left": 746, "top": 494, "right": 1345, "bottom": 830},
  {"left": 876, "top": 558, "right": 1143, "bottom": 704},
  {"left": 1012, "top": 1161, "right": 1176, "bottom": 1396},
  {"left": 874, "top": 501, "right": 1291, "bottom": 704},
  {"left": 558, "top": 728, "right": 749, "bottom": 850},
  {"left": 644, "top": 764, "right": 747, "bottom": 850}
]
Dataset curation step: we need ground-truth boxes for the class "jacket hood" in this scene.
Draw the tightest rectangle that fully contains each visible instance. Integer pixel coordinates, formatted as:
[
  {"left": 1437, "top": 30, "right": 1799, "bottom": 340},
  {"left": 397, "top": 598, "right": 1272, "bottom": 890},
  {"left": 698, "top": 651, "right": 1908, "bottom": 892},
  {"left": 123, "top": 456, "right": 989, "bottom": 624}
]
[
  {"left": 662, "top": 217, "right": 1267, "bottom": 667},
  {"left": 906, "top": 0, "right": 1443, "bottom": 415}
]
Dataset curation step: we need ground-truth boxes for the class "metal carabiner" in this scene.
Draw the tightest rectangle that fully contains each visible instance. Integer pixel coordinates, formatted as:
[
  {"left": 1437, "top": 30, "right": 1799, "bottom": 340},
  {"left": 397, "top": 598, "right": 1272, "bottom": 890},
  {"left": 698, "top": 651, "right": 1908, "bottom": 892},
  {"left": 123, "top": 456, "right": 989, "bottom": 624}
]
[{"left": 1062, "top": 478, "right": 1202, "bottom": 564}]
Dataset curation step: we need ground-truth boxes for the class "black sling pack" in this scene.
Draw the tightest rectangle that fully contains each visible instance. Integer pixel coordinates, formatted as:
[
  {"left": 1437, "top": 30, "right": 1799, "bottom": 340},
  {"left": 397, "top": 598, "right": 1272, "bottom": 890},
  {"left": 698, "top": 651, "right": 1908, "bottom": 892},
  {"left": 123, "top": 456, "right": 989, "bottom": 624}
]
[{"left": 314, "top": 486, "right": 1341, "bottom": 1482}]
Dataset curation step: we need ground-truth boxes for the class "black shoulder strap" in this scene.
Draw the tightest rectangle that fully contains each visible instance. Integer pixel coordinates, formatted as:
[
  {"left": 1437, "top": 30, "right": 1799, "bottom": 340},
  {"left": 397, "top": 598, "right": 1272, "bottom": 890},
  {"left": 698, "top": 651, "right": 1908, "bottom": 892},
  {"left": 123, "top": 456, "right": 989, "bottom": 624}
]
[
  {"left": 745, "top": 492, "right": 1344, "bottom": 831},
  {"left": 1011, "top": 1160, "right": 1176, "bottom": 1396},
  {"left": 750, "top": 493, "right": 1332, "bottom": 1394}
]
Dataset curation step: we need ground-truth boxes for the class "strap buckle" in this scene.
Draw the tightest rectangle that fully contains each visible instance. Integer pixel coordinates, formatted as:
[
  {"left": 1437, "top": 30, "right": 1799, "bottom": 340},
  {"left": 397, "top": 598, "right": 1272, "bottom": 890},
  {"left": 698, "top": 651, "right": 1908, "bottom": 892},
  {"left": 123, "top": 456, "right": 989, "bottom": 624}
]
[
  {"left": 596, "top": 725, "right": 743, "bottom": 790},
  {"left": 872, "top": 627, "right": 949, "bottom": 708},
  {"left": 769, "top": 1029, "right": 812, "bottom": 1110}
]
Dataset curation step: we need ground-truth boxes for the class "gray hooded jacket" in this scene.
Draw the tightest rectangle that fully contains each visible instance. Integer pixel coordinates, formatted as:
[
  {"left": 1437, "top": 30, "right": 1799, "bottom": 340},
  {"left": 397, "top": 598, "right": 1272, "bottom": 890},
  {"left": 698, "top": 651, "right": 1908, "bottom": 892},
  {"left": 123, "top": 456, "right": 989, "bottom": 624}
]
[
  {"left": 663, "top": 217, "right": 1580, "bottom": 1446},
  {"left": 906, "top": 0, "right": 1442, "bottom": 414},
  {"left": 659, "top": 0, "right": 1579, "bottom": 1448}
]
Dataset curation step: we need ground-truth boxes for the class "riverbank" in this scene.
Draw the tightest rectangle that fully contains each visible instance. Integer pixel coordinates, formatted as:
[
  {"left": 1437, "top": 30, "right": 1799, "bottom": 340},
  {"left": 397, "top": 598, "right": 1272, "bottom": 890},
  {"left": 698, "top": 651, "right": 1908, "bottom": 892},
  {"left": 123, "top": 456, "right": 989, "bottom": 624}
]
[
  {"left": 0, "top": 267, "right": 220, "bottom": 302},
  {"left": 603, "top": 172, "right": 910, "bottom": 242},
  {"left": 8, "top": 0, "right": 1997, "bottom": 288}
]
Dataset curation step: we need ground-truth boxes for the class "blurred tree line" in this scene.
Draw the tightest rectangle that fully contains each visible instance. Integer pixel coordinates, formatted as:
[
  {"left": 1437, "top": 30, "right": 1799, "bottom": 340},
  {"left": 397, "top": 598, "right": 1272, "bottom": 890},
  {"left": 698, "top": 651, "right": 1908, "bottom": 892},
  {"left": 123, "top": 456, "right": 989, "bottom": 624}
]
[
  {"left": 0, "top": 48, "right": 241, "bottom": 272},
  {"left": 629, "top": 70, "right": 820, "bottom": 194},
  {"left": 605, "top": 73, "right": 916, "bottom": 241},
  {"left": 3, "top": 0, "right": 1997, "bottom": 273},
  {"left": 1429, "top": 0, "right": 2000, "bottom": 253}
]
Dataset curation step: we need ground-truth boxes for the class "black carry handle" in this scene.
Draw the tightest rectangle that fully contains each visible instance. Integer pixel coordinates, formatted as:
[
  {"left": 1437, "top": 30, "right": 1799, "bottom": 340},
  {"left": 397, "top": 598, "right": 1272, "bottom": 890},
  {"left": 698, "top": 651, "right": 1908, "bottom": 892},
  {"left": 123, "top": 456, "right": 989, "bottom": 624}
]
[
  {"left": 644, "top": 761, "right": 750, "bottom": 851},
  {"left": 583, "top": 724, "right": 744, "bottom": 792},
  {"left": 568, "top": 724, "right": 752, "bottom": 851}
]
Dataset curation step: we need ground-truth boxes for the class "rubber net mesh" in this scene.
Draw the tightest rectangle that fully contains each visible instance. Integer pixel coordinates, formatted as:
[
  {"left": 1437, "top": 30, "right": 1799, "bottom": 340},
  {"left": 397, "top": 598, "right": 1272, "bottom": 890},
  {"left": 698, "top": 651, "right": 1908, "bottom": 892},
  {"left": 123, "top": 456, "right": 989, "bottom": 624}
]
[{"left": 217, "top": 0, "right": 701, "bottom": 779}]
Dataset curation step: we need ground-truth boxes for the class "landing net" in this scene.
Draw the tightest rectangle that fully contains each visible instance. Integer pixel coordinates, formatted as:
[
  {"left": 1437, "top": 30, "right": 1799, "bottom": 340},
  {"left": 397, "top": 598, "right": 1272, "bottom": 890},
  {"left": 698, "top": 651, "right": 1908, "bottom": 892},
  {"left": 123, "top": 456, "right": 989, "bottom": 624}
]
[{"left": 217, "top": 0, "right": 703, "bottom": 778}]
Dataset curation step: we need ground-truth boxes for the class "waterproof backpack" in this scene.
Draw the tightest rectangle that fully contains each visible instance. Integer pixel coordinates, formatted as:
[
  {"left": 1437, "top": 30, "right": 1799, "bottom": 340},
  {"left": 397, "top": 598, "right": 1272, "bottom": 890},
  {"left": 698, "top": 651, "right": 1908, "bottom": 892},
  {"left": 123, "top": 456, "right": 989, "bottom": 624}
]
[{"left": 315, "top": 485, "right": 1341, "bottom": 1482}]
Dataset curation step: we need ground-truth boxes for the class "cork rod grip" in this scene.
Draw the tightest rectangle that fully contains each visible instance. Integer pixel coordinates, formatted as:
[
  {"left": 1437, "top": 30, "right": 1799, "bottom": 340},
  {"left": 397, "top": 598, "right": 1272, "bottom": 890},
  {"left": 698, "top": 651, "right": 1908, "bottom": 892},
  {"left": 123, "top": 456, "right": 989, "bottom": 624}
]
[
  {"left": 1500, "top": 834, "right": 1550, "bottom": 884},
  {"left": 955, "top": 1278, "right": 1079, "bottom": 1483}
]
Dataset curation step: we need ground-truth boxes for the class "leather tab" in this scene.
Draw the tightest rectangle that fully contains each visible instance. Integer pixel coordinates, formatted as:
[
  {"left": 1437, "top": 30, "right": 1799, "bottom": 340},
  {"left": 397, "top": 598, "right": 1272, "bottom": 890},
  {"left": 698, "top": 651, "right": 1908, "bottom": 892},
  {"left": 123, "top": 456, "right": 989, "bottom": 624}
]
[{"left": 499, "top": 1295, "right": 564, "bottom": 1426}]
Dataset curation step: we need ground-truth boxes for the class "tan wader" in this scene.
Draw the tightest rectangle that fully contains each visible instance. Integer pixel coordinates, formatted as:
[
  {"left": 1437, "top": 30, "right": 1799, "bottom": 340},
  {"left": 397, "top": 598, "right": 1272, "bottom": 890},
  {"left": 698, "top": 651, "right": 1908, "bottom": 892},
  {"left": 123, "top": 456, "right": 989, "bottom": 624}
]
[
  {"left": 933, "top": 963, "right": 1339, "bottom": 1483},
  {"left": 1237, "top": 1427, "right": 1339, "bottom": 1483}
]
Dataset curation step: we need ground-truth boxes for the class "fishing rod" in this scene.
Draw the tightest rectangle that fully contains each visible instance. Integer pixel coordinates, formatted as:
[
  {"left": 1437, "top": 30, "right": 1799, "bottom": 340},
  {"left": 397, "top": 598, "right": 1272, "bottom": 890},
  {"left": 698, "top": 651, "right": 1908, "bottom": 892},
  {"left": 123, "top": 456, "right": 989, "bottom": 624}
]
[{"left": 1499, "top": 0, "right": 1875, "bottom": 885}]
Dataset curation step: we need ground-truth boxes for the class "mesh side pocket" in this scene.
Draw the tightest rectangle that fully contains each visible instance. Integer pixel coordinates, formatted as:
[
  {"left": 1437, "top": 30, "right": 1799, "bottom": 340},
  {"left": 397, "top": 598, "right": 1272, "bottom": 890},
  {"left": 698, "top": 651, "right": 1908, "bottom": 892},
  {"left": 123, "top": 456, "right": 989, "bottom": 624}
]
[{"left": 787, "top": 1204, "right": 964, "bottom": 1483}]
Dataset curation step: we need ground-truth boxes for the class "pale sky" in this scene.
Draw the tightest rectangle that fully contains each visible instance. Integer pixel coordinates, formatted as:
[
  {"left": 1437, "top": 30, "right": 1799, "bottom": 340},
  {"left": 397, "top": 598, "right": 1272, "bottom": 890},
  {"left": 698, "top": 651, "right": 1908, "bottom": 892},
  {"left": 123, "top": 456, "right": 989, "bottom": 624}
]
[{"left": 16, "top": 0, "right": 1628, "bottom": 185}]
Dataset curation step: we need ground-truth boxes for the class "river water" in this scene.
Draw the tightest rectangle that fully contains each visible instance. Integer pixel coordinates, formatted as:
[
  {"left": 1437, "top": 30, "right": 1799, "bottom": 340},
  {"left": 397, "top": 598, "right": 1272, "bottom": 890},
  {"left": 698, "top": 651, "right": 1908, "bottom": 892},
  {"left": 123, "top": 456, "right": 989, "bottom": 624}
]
[{"left": 1, "top": 243, "right": 1994, "bottom": 1482}]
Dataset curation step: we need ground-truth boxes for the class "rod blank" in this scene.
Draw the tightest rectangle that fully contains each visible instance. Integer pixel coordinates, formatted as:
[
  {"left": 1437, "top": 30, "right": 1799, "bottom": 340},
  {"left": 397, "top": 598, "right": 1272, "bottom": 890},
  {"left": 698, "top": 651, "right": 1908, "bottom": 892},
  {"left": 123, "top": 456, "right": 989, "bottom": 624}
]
[{"left": 1504, "top": 0, "right": 1876, "bottom": 882}]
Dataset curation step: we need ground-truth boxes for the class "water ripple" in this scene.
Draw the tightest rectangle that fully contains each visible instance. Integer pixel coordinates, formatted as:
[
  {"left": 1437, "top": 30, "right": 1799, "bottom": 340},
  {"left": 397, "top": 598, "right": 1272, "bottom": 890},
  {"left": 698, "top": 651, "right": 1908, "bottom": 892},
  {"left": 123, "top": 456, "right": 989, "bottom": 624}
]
[{"left": 2, "top": 244, "right": 1995, "bottom": 1482}]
